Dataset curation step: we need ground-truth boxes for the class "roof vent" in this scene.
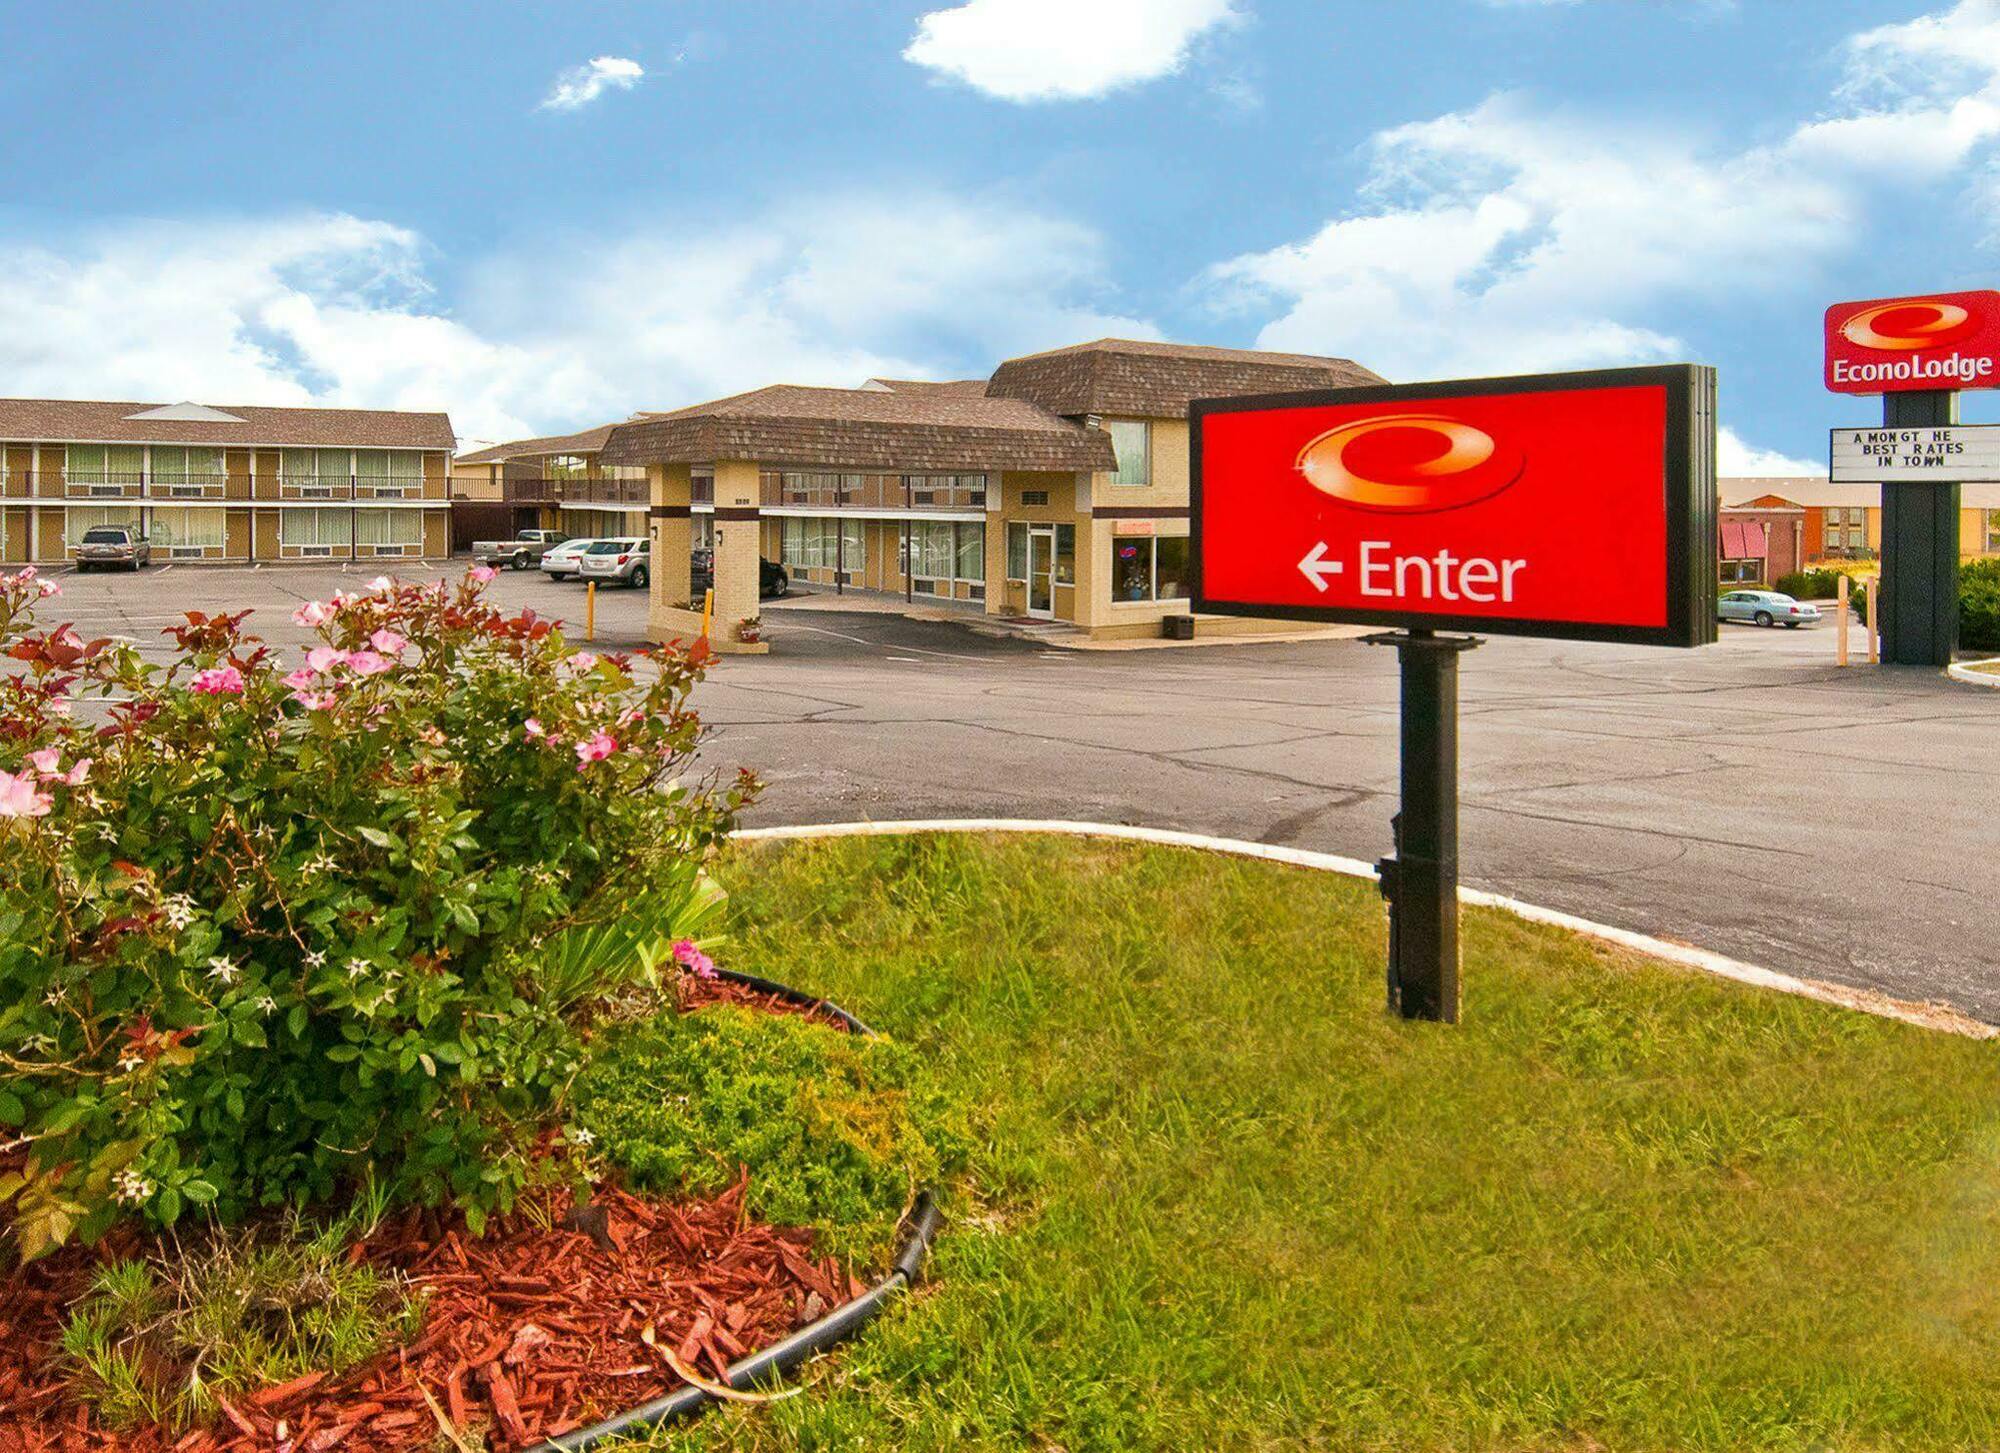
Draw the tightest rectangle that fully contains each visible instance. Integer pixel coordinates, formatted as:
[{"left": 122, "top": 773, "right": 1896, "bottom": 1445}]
[{"left": 123, "top": 402, "right": 248, "bottom": 424}]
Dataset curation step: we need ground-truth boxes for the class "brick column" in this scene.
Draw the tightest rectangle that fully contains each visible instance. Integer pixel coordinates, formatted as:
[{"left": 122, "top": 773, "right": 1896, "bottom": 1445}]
[
  {"left": 647, "top": 462, "right": 694, "bottom": 643},
  {"left": 710, "top": 460, "right": 763, "bottom": 650}
]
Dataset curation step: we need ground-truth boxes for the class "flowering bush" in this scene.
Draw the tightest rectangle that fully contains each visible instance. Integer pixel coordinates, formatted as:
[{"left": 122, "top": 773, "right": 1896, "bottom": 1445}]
[{"left": 0, "top": 567, "right": 755, "bottom": 1259}]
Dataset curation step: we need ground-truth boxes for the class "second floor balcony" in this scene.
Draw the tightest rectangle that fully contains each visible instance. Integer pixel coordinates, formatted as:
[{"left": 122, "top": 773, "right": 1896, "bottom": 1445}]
[{"left": 500, "top": 476, "right": 649, "bottom": 506}]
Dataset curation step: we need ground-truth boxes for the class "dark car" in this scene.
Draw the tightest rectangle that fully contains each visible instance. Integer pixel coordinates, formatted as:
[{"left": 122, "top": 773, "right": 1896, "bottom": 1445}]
[{"left": 690, "top": 549, "right": 789, "bottom": 600}]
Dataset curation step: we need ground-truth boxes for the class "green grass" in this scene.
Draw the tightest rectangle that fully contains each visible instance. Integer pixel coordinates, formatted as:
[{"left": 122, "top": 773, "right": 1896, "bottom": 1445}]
[{"left": 613, "top": 833, "right": 2000, "bottom": 1452}]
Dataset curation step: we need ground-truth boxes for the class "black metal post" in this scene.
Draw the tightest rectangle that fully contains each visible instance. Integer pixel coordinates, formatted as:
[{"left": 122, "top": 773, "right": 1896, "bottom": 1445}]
[
  {"left": 1367, "top": 627, "right": 1480, "bottom": 1023},
  {"left": 1879, "top": 389, "right": 1961, "bottom": 666}
]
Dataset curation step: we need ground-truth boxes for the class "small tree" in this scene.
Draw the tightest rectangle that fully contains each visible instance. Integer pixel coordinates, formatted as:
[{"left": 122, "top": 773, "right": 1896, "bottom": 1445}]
[{"left": 0, "top": 567, "right": 754, "bottom": 1259}]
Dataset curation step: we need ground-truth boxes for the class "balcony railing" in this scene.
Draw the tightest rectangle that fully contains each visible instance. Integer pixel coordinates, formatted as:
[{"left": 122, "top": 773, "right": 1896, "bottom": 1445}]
[
  {"left": 760, "top": 472, "right": 988, "bottom": 511},
  {"left": 63, "top": 471, "right": 149, "bottom": 499},
  {"left": 0, "top": 472, "right": 437, "bottom": 500},
  {"left": 500, "top": 477, "right": 648, "bottom": 506}
]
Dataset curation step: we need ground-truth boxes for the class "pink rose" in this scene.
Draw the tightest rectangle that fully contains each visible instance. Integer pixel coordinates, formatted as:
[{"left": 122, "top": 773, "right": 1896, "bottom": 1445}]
[
  {"left": 573, "top": 730, "right": 617, "bottom": 767},
  {"left": 367, "top": 575, "right": 394, "bottom": 593},
  {"left": 470, "top": 564, "right": 497, "bottom": 584},
  {"left": 189, "top": 665, "right": 245, "bottom": 695},
  {"left": 292, "top": 600, "right": 336, "bottom": 628},
  {"left": 570, "top": 652, "right": 598, "bottom": 674},
  {"left": 281, "top": 668, "right": 316, "bottom": 691},
  {"left": 369, "top": 629, "right": 407, "bottom": 655},
  {"left": 26, "top": 747, "right": 60, "bottom": 776},
  {"left": 306, "top": 646, "right": 348, "bottom": 674},
  {"left": 346, "top": 650, "right": 391, "bottom": 677},
  {"left": 292, "top": 690, "right": 337, "bottom": 711},
  {"left": 0, "top": 768, "right": 51, "bottom": 818},
  {"left": 524, "top": 718, "right": 546, "bottom": 740}
]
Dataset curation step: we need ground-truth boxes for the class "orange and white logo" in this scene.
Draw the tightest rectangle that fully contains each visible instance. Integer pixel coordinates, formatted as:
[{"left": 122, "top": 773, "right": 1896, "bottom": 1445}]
[
  {"left": 1838, "top": 299, "right": 1979, "bottom": 352},
  {"left": 1295, "top": 413, "right": 1525, "bottom": 512}
]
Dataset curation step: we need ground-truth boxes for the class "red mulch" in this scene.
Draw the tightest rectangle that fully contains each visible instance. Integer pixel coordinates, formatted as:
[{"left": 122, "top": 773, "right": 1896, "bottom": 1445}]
[{"left": 0, "top": 980, "right": 875, "bottom": 1453}]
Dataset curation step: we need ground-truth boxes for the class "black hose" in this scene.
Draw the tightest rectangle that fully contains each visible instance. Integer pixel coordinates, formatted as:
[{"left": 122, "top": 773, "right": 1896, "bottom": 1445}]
[{"left": 529, "top": 972, "right": 941, "bottom": 1451}]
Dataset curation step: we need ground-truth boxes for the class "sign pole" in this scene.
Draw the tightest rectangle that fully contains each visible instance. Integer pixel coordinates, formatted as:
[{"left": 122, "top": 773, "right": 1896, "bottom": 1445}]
[
  {"left": 1877, "top": 389, "right": 1962, "bottom": 667},
  {"left": 1368, "top": 627, "right": 1480, "bottom": 1023}
]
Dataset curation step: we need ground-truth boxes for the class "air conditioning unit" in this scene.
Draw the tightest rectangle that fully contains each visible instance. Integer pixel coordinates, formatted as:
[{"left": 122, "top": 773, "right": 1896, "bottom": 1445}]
[
  {"left": 89, "top": 485, "right": 121, "bottom": 497},
  {"left": 372, "top": 544, "right": 413, "bottom": 557},
  {"left": 299, "top": 486, "right": 332, "bottom": 499},
  {"left": 300, "top": 544, "right": 333, "bottom": 558},
  {"left": 372, "top": 487, "right": 406, "bottom": 499},
  {"left": 913, "top": 491, "right": 936, "bottom": 505},
  {"left": 169, "top": 486, "right": 204, "bottom": 498},
  {"left": 169, "top": 546, "right": 207, "bottom": 560}
]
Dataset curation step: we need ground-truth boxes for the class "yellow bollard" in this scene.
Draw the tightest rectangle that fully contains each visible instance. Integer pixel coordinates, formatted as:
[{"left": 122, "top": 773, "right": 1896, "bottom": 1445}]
[
  {"left": 585, "top": 580, "right": 596, "bottom": 642},
  {"left": 701, "top": 587, "right": 714, "bottom": 640},
  {"left": 1836, "top": 573, "right": 1849, "bottom": 667},
  {"left": 1866, "top": 574, "right": 1880, "bottom": 664}
]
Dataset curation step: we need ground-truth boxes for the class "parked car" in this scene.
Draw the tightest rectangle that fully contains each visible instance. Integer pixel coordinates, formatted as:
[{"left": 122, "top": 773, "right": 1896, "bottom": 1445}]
[
  {"left": 472, "top": 529, "right": 567, "bottom": 570},
  {"left": 539, "top": 537, "right": 598, "bottom": 580},
  {"left": 1719, "top": 590, "right": 1821, "bottom": 628},
  {"left": 74, "top": 526, "right": 151, "bottom": 572},
  {"left": 690, "top": 548, "right": 790, "bottom": 600},
  {"left": 576, "top": 536, "right": 650, "bottom": 589}
]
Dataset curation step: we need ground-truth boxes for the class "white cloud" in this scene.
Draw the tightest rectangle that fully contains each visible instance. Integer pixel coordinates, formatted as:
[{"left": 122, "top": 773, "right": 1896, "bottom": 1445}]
[
  {"left": 905, "top": 0, "right": 1242, "bottom": 102},
  {"left": 0, "top": 196, "right": 1153, "bottom": 444},
  {"left": 1202, "top": 0, "right": 2000, "bottom": 464},
  {"left": 1718, "top": 427, "right": 1820, "bottom": 477},
  {"left": 539, "top": 55, "right": 644, "bottom": 112}
]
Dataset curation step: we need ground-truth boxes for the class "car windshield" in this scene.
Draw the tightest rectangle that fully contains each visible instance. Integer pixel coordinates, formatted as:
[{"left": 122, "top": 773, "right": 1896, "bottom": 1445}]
[
  {"left": 584, "top": 540, "right": 634, "bottom": 554},
  {"left": 81, "top": 529, "right": 128, "bottom": 544}
]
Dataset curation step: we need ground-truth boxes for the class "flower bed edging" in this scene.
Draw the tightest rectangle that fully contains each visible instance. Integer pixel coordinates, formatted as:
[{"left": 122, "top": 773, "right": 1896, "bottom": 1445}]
[{"left": 531, "top": 968, "right": 943, "bottom": 1452}]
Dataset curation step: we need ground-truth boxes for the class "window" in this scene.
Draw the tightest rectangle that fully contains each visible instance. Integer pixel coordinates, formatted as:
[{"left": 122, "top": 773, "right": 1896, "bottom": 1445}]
[
  {"left": 1053, "top": 523, "right": 1075, "bottom": 586},
  {"left": 280, "top": 508, "right": 352, "bottom": 548},
  {"left": 67, "top": 505, "right": 141, "bottom": 538},
  {"left": 544, "top": 454, "right": 587, "bottom": 483},
  {"left": 1987, "top": 509, "right": 2000, "bottom": 554},
  {"left": 357, "top": 450, "right": 421, "bottom": 492},
  {"left": 1020, "top": 489, "right": 1050, "bottom": 507},
  {"left": 956, "top": 522, "right": 984, "bottom": 582},
  {"left": 65, "top": 445, "right": 143, "bottom": 487},
  {"left": 1106, "top": 420, "right": 1150, "bottom": 487},
  {"left": 1719, "top": 559, "right": 1762, "bottom": 584},
  {"left": 779, "top": 517, "right": 865, "bottom": 573},
  {"left": 148, "top": 447, "right": 226, "bottom": 489},
  {"left": 147, "top": 507, "right": 225, "bottom": 550},
  {"left": 1109, "top": 533, "right": 1191, "bottom": 602},
  {"left": 281, "top": 449, "right": 354, "bottom": 491},
  {"left": 356, "top": 509, "right": 422, "bottom": 547},
  {"left": 1006, "top": 522, "right": 1028, "bottom": 582}
]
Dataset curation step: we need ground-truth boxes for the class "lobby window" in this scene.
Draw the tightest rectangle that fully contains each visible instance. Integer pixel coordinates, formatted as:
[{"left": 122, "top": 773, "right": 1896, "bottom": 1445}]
[
  {"left": 1107, "top": 420, "right": 1150, "bottom": 487},
  {"left": 1006, "top": 522, "right": 1028, "bottom": 582},
  {"left": 1053, "top": 523, "right": 1075, "bottom": 585},
  {"left": 956, "top": 521, "right": 985, "bottom": 584},
  {"left": 781, "top": 517, "right": 864, "bottom": 573},
  {"left": 1109, "top": 533, "right": 1191, "bottom": 603}
]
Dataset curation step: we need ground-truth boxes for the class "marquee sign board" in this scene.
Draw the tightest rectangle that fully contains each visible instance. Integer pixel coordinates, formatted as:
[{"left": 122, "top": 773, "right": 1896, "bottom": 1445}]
[
  {"left": 1824, "top": 291, "right": 2000, "bottom": 395},
  {"left": 1190, "top": 365, "right": 1718, "bottom": 648},
  {"left": 1829, "top": 423, "right": 2000, "bottom": 483}
]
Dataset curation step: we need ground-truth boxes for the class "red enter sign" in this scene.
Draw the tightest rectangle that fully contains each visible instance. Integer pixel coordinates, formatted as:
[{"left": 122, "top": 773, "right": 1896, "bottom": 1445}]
[{"left": 1190, "top": 365, "right": 1716, "bottom": 647}]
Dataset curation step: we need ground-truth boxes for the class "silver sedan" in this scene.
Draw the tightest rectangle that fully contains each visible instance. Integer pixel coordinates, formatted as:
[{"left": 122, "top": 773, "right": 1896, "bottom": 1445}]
[{"left": 1718, "top": 590, "right": 1821, "bottom": 628}]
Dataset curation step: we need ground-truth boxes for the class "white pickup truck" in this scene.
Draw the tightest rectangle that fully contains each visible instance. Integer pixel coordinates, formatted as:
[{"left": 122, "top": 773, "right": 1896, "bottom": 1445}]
[{"left": 471, "top": 529, "right": 568, "bottom": 570}]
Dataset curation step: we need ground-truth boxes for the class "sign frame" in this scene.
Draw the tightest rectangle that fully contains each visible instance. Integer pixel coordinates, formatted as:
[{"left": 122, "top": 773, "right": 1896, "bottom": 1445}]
[
  {"left": 1828, "top": 422, "right": 2000, "bottom": 484},
  {"left": 1823, "top": 291, "right": 2000, "bottom": 397},
  {"left": 1188, "top": 363, "right": 1717, "bottom": 649}
]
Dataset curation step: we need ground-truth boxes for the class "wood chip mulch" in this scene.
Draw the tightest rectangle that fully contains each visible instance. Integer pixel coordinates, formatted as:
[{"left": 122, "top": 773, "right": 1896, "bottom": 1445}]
[{"left": 0, "top": 978, "right": 873, "bottom": 1453}]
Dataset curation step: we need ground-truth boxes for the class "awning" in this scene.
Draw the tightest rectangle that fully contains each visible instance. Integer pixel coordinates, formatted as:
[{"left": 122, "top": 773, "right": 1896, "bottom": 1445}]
[
  {"left": 1720, "top": 520, "right": 1746, "bottom": 558},
  {"left": 1740, "top": 520, "right": 1768, "bottom": 556}
]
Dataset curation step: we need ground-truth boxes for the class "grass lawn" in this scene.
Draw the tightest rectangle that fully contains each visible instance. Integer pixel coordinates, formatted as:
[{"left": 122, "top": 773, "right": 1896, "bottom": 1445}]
[{"left": 620, "top": 833, "right": 2000, "bottom": 1453}]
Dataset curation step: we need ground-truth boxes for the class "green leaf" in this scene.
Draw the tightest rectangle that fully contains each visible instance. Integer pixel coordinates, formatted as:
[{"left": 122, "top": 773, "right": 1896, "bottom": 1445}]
[
  {"left": 357, "top": 827, "right": 398, "bottom": 850},
  {"left": 181, "top": 1179, "right": 218, "bottom": 1205},
  {"left": 155, "top": 1187, "right": 183, "bottom": 1226}
]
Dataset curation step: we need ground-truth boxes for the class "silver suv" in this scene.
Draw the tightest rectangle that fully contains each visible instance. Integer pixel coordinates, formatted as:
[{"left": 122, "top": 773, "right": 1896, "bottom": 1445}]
[
  {"left": 75, "top": 526, "right": 151, "bottom": 572},
  {"left": 575, "top": 536, "right": 650, "bottom": 589}
]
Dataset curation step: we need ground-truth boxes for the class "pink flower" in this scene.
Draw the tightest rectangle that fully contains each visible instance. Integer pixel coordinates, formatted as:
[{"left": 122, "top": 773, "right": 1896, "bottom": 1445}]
[
  {"left": 189, "top": 665, "right": 245, "bottom": 695},
  {"left": 570, "top": 652, "right": 598, "bottom": 674},
  {"left": 281, "top": 668, "right": 316, "bottom": 691},
  {"left": 306, "top": 646, "right": 348, "bottom": 674},
  {"left": 0, "top": 768, "right": 51, "bottom": 818},
  {"left": 56, "top": 757, "right": 90, "bottom": 787},
  {"left": 292, "top": 690, "right": 337, "bottom": 711},
  {"left": 23, "top": 749, "right": 87, "bottom": 786},
  {"left": 672, "top": 939, "right": 718, "bottom": 980},
  {"left": 573, "top": 730, "right": 618, "bottom": 767},
  {"left": 292, "top": 600, "right": 336, "bottom": 628},
  {"left": 35, "top": 580, "right": 60, "bottom": 599},
  {"left": 367, "top": 575, "right": 394, "bottom": 593},
  {"left": 523, "top": 718, "right": 546, "bottom": 740},
  {"left": 470, "top": 564, "right": 497, "bottom": 584},
  {"left": 369, "top": 628, "right": 406, "bottom": 655},
  {"left": 346, "top": 650, "right": 391, "bottom": 677},
  {"left": 27, "top": 748, "right": 60, "bottom": 776},
  {"left": 16, "top": 566, "right": 35, "bottom": 581}
]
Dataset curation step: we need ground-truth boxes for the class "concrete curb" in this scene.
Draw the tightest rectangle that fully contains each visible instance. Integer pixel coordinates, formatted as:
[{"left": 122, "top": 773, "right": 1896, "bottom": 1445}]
[
  {"left": 732, "top": 818, "right": 1996, "bottom": 1041},
  {"left": 1946, "top": 658, "right": 2000, "bottom": 688}
]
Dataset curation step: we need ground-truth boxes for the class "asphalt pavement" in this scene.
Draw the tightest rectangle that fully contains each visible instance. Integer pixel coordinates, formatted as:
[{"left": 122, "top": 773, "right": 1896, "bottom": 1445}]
[{"left": 23, "top": 561, "right": 2000, "bottom": 1021}]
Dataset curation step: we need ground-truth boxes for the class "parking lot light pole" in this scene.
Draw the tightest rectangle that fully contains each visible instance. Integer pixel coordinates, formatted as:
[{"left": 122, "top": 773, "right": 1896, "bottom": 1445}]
[{"left": 1367, "top": 626, "right": 1481, "bottom": 1023}]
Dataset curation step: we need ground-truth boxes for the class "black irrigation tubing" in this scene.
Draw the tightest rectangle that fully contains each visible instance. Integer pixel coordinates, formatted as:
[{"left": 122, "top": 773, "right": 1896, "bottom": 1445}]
[{"left": 531, "top": 969, "right": 944, "bottom": 1451}]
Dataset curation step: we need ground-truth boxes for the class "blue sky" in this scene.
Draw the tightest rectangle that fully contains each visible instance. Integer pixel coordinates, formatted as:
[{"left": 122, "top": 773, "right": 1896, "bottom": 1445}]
[{"left": 2, "top": 0, "right": 1998, "bottom": 468}]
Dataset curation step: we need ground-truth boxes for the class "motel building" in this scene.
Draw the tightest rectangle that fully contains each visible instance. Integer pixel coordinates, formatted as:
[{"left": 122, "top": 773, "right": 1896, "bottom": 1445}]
[
  {"left": 595, "top": 339, "right": 1383, "bottom": 651},
  {"left": 448, "top": 423, "right": 650, "bottom": 553},
  {"left": 1719, "top": 475, "right": 2000, "bottom": 584},
  {"left": 0, "top": 399, "right": 455, "bottom": 566}
]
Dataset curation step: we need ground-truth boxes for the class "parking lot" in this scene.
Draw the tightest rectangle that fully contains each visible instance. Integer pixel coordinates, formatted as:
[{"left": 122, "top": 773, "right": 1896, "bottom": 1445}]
[{"left": 22, "top": 560, "right": 1999, "bottom": 1021}]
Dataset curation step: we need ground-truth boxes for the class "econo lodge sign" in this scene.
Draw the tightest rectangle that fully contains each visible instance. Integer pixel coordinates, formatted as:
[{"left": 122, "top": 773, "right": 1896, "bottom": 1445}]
[
  {"left": 1190, "top": 365, "right": 1716, "bottom": 647},
  {"left": 1824, "top": 290, "right": 2000, "bottom": 393}
]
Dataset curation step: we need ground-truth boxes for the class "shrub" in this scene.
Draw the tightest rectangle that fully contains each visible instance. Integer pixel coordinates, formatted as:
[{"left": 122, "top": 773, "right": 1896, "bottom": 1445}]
[
  {"left": 1962, "top": 557, "right": 2000, "bottom": 651},
  {"left": 0, "top": 567, "right": 755, "bottom": 1259},
  {"left": 1773, "top": 567, "right": 1868, "bottom": 620},
  {"left": 574, "top": 1005, "right": 964, "bottom": 1262}
]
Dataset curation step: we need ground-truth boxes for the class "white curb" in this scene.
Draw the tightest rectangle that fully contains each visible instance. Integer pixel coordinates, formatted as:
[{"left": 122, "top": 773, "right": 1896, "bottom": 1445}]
[
  {"left": 732, "top": 818, "right": 1996, "bottom": 1040},
  {"left": 1947, "top": 659, "right": 2000, "bottom": 688}
]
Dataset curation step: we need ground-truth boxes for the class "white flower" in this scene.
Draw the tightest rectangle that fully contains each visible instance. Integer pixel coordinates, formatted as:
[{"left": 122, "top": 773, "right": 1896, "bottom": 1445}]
[
  {"left": 254, "top": 995, "right": 278, "bottom": 1015},
  {"left": 113, "top": 1169, "right": 154, "bottom": 1206},
  {"left": 303, "top": 949, "right": 327, "bottom": 969},
  {"left": 345, "top": 957, "right": 369, "bottom": 979},
  {"left": 162, "top": 894, "right": 198, "bottom": 930},
  {"left": 117, "top": 1053, "right": 146, "bottom": 1073},
  {"left": 206, "top": 956, "right": 240, "bottom": 985},
  {"left": 565, "top": 1126, "right": 597, "bottom": 1147}
]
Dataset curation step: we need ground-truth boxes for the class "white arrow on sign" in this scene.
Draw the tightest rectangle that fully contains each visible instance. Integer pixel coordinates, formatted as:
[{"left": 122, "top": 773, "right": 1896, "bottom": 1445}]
[{"left": 1298, "top": 541, "right": 1343, "bottom": 593}]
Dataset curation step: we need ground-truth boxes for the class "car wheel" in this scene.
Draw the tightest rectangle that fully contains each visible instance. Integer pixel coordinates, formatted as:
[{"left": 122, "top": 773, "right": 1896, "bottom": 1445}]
[
  {"left": 630, "top": 565, "right": 649, "bottom": 589},
  {"left": 511, "top": 552, "right": 528, "bottom": 570},
  {"left": 1754, "top": 611, "right": 1773, "bottom": 627}
]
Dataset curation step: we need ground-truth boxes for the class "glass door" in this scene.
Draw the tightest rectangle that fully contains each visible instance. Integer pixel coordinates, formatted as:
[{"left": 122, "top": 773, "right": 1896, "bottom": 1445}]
[{"left": 1026, "top": 526, "right": 1055, "bottom": 618}]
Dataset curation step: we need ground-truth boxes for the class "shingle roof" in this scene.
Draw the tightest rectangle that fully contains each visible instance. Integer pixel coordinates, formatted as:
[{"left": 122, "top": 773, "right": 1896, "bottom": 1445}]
[
  {"left": 984, "top": 338, "right": 1384, "bottom": 417},
  {"left": 862, "top": 378, "right": 992, "bottom": 397},
  {"left": 1721, "top": 475, "right": 2000, "bottom": 509},
  {"left": 456, "top": 422, "right": 622, "bottom": 465},
  {"left": 599, "top": 385, "right": 1117, "bottom": 473},
  {"left": 0, "top": 398, "right": 455, "bottom": 450}
]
